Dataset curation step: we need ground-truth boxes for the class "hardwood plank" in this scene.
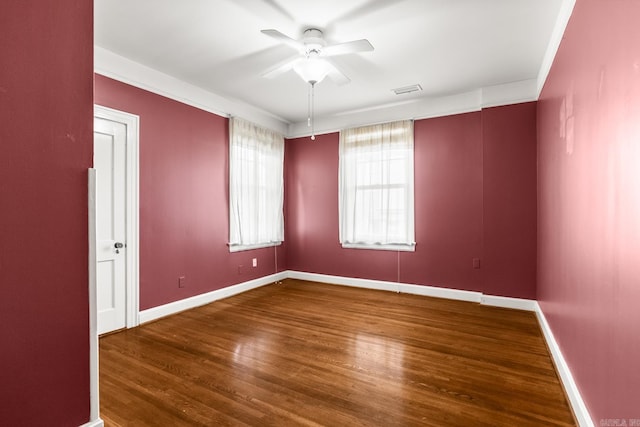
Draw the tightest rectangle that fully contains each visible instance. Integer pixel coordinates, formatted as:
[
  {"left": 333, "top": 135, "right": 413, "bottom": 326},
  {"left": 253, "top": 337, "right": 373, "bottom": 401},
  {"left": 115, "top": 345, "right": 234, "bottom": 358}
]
[{"left": 100, "top": 279, "right": 576, "bottom": 426}]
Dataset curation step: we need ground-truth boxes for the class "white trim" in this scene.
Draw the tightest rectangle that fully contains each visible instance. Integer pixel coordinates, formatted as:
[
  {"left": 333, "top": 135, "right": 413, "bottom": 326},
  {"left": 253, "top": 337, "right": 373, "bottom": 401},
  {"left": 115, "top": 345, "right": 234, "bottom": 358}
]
[
  {"left": 399, "top": 281, "right": 483, "bottom": 303},
  {"left": 229, "top": 242, "right": 282, "bottom": 253},
  {"left": 481, "top": 79, "right": 539, "bottom": 109},
  {"left": 288, "top": 270, "right": 402, "bottom": 293},
  {"left": 480, "top": 295, "right": 538, "bottom": 311},
  {"left": 80, "top": 418, "right": 105, "bottom": 427},
  {"left": 534, "top": 303, "right": 594, "bottom": 427},
  {"left": 287, "top": 271, "right": 483, "bottom": 303},
  {"left": 87, "top": 170, "right": 104, "bottom": 427},
  {"left": 341, "top": 243, "right": 416, "bottom": 252},
  {"left": 94, "top": 105, "right": 140, "bottom": 330},
  {"left": 139, "top": 272, "right": 288, "bottom": 324},
  {"left": 287, "top": 82, "right": 539, "bottom": 139},
  {"left": 95, "top": 46, "right": 541, "bottom": 140},
  {"left": 536, "top": 0, "right": 577, "bottom": 97},
  {"left": 290, "top": 271, "right": 538, "bottom": 309},
  {"left": 302, "top": 90, "right": 477, "bottom": 140},
  {"left": 95, "top": 47, "right": 289, "bottom": 136}
]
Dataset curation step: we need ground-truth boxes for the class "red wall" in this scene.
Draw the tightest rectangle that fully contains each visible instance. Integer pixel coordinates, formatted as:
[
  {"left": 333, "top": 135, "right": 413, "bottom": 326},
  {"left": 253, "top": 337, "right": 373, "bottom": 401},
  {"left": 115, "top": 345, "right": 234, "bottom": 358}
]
[
  {"left": 286, "top": 104, "right": 537, "bottom": 298},
  {"left": 95, "top": 75, "right": 286, "bottom": 310},
  {"left": 403, "top": 113, "right": 484, "bottom": 291},
  {"left": 537, "top": 0, "right": 640, "bottom": 422},
  {"left": 0, "top": 1, "right": 93, "bottom": 425},
  {"left": 482, "top": 103, "right": 538, "bottom": 298}
]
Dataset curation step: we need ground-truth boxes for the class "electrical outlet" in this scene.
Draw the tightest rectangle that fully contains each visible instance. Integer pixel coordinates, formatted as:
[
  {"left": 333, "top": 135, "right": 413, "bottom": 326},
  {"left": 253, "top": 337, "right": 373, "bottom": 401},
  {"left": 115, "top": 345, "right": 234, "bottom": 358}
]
[
  {"left": 473, "top": 258, "right": 481, "bottom": 269},
  {"left": 178, "top": 276, "right": 186, "bottom": 288},
  {"left": 238, "top": 265, "right": 243, "bottom": 275},
  {"left": 252, "top": 258, "right": 257, "bottom": 267}
]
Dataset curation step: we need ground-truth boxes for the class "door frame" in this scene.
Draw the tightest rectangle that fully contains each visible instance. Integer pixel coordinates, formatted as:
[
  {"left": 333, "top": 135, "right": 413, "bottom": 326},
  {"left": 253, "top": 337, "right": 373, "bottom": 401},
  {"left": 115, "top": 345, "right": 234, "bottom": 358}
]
[
  {"left": 89, "top": 105, "right": 139, "bottom": 424},
  {"left": 93, "top": 104, "right": 140, "bottom": 330}
]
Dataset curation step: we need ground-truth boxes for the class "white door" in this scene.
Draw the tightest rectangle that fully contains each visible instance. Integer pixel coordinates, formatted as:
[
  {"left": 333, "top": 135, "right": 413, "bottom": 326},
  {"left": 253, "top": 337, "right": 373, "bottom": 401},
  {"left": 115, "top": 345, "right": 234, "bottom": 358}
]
[{"left": 94, "top": 116, "right": 127, "bottom": 335}]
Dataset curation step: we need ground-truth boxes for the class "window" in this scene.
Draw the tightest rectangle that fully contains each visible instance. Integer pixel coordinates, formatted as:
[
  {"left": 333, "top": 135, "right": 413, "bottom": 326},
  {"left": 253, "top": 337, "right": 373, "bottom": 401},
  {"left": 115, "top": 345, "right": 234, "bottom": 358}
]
[
  {"left": 229, "top": 117, "right": 284, "bottom": 252},
  {"left": 339, "top": 120, "right": 415, "bottom": 251}
]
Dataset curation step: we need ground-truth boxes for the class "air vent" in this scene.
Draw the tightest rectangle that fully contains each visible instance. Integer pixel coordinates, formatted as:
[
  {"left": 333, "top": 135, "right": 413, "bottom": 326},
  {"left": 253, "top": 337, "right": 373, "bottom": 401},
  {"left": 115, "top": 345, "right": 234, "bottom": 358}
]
[{"left": 392, "top": 84, "right": 423, "bottom": 95}]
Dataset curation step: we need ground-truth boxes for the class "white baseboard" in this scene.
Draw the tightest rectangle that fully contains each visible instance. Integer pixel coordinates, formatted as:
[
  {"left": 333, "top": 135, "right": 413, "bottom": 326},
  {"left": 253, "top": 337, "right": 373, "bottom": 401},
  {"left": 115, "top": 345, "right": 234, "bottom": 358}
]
[
  {"left": 80, "top": 418, "right": 104, "bottom": 427},
  {"left": 481, "top": 294, "right": 538, "bottom": 311},
  {"left": 287, "top": 270, "right": 483, "bottom": 303},
  {"left": 139, "top": 270, "right": 536, "bottom": 322},
  {"left": 401, "top": 281, "right": 483, "bottom": 303},
  {"left": 289, "top": 271, "right": 541, "bottom": 310},
  {"left": 534, "top": 303, "right": 594, "bottom": 427},
  {"left": 288, "top": 270, "right": 401, "bottom": 293},
  {"left": 138, "top": 272, "right": 287, "bottom": 324}
]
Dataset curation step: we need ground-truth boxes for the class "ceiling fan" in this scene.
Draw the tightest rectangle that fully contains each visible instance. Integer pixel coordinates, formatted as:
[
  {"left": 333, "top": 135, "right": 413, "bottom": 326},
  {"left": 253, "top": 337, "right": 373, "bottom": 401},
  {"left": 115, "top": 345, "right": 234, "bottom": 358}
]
[
  {"left": 261, "top": 28, "right": 374, "bottom": 140},
  {"left": 260, "top": 28, "right": 374, "bottom": 85}
]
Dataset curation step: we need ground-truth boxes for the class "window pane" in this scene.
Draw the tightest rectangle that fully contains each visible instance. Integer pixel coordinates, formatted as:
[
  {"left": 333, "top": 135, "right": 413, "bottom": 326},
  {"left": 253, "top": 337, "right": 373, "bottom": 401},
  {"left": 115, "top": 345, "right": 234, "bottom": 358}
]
[
  {"left": 339, "top": 120, "right": 414, "bottom": 248},
  {"left": 229, "top": 118, "right": 284, "bottom": 250}
]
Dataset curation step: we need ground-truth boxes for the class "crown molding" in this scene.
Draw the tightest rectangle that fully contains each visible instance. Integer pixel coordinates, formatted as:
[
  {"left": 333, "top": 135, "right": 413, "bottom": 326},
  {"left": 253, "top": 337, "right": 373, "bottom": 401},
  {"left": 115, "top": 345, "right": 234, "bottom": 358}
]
[
  {"left": 94, "top": 46, "right": 290, "bottom": 135},
  {"left": 287, "top": 79, "right": 539, "bottom": 139},
  {"left": 537, "top": 0, "right": 577, "bottom": 97},
  {"left": 95, "top": 47, "right": 537, "bottom": 139}
]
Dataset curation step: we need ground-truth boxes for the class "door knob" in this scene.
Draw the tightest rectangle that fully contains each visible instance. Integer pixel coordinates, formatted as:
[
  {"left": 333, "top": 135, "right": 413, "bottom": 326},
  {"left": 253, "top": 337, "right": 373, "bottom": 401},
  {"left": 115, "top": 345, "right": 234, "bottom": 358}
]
[{"left": 114, "top": 242, "right": 124, "bottom": 249}]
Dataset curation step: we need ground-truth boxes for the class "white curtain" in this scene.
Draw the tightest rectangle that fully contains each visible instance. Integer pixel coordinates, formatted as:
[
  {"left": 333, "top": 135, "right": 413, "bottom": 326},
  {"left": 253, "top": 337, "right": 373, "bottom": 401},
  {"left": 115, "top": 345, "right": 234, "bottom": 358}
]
[
  {"left": 339, "top": 120, "right": 415, "bottom": 250},
  {"left": 229, "top": 117, "right": 284, "bottom": 251}
]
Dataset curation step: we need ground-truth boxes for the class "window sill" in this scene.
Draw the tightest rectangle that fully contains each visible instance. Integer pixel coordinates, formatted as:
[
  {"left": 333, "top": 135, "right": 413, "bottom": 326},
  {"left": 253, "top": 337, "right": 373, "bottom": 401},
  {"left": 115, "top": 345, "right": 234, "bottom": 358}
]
[
  {"left": 341, "top": 242, "right": 416, "bottom": 252},
  {"left": 228, "top": 241, "right": 282, "bottom": 253}
]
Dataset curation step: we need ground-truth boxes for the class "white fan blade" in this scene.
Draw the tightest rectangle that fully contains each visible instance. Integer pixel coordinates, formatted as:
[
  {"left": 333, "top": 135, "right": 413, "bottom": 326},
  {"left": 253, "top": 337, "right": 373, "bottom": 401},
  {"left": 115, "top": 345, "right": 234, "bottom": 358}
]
[
  {"left": 322, "top": 39, "right": 374, "bottom": 57},
  {"left": 235, "top": 1, "right": 294, "bottom": 21},
  {"left": 261, "top": 56, "right": 303, "bottom": 79},
  {"left": 326, "top": 61, "right": 351, "bottom": 86},
  {"left": 335, "top": 0, "right": 405, "bottom": 23},
  {"left": 261, "top": 29, "right": 304, "bottom": 51}
]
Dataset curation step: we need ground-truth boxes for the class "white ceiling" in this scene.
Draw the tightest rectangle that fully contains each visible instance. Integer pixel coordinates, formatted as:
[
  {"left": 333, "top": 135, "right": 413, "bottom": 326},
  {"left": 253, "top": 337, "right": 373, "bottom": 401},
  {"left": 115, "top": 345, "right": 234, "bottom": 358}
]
[{"left": 94, "top": 0, "right": 568, "bottom": 136}]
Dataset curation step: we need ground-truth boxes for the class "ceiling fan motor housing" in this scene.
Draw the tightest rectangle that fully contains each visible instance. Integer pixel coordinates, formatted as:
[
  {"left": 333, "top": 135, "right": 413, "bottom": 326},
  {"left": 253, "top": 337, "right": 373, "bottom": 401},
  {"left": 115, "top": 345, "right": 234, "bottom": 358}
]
[{"left": 302, "top": 28, "right": 326, "bottom": 54}]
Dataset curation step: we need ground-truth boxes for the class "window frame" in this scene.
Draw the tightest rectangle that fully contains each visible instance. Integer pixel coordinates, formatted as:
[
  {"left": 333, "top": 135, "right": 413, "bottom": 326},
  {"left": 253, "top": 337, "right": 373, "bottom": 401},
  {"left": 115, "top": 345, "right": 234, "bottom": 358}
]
[
  {"left": 338, "top": 120, "right": 416, "bottom": 252},
  {"left": 228, "top": 117, "right": 284, "bottom": 253}
]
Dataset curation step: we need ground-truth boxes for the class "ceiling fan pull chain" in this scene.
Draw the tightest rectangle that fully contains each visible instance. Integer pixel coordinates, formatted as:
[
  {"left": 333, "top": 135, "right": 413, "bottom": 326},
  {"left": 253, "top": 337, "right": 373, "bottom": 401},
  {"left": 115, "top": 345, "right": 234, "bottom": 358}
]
[
  {"left": 307, "top": 82, "right": 312, "bottom": 128},
  {"left": 311, "top": 81, "right": 316, "bottom": 141}
]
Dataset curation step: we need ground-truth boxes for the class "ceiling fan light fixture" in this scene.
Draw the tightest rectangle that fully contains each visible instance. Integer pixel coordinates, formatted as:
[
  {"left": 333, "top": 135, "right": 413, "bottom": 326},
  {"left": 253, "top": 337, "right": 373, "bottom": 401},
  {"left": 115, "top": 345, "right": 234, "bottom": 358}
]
[
  {"left": 260, "top": 27, "right": 374, "bottom": 141},
  {"left": 293, "top": 56, "right": 331, "bottom": 84},
  {"left": 303, "top": 42, "right": 324, "bottom": 54}
]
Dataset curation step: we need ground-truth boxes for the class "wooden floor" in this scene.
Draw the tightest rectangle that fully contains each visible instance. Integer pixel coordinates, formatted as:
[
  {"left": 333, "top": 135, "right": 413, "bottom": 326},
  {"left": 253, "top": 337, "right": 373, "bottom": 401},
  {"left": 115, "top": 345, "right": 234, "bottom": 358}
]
[{"left": 100, "top": 279, "right": 576, "bottom": 426}]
